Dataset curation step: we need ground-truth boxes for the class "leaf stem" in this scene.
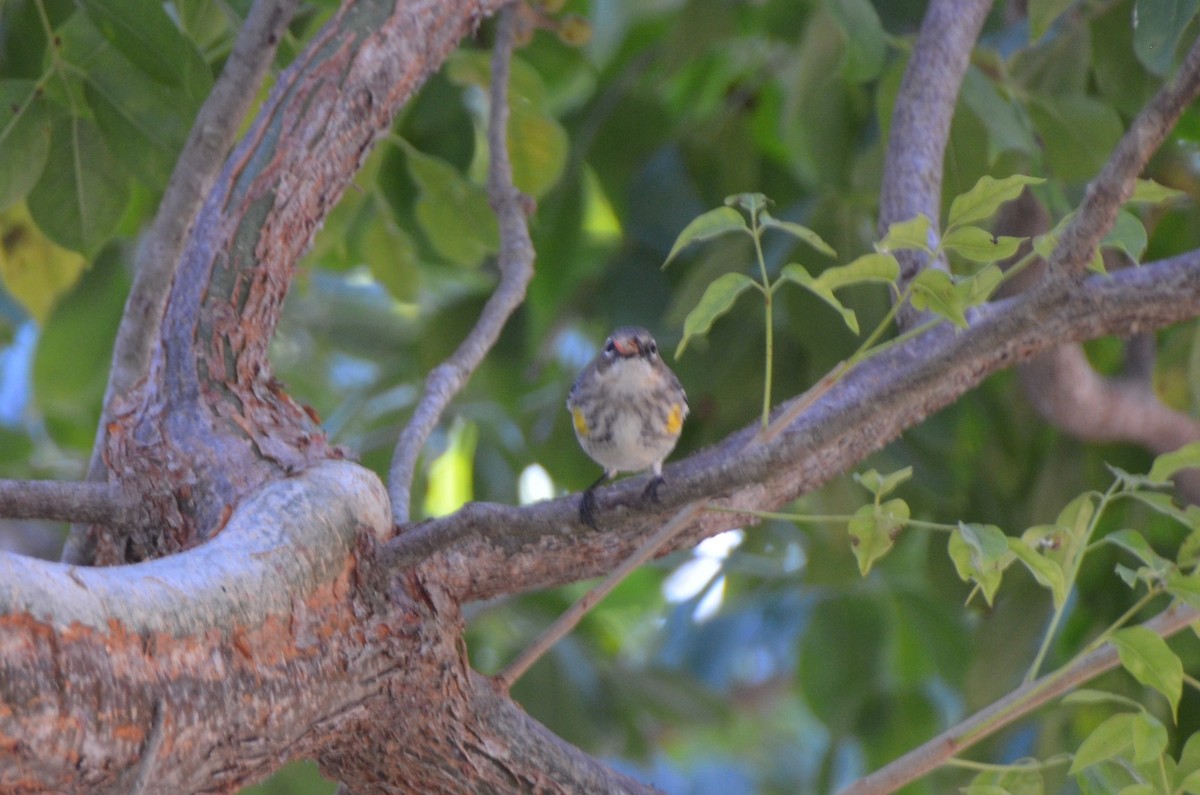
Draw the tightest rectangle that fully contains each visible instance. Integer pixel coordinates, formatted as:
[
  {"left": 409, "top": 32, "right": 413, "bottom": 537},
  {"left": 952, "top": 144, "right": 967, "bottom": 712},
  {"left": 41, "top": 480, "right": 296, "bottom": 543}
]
[
  {"left": 751, "top": 209, "right": 773, "bottom": 429},
  {"left": 1025, "top": 481, "right": 1121, "bottom": 683}
]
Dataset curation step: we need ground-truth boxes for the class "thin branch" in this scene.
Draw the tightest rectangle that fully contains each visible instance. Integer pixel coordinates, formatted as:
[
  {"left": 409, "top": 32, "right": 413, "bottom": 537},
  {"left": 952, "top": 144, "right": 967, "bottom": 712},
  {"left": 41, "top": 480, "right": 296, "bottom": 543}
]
[
  {"left": 63, "top": 0, "right": 298, "bottom": 564},
  {"left": 837, "top": 603, "right": 1200, "bottom": 795},
  {"left": 0, "top": 480, "right": 137, "bottom": 526},
  {"left": 1047, "top": 32, "right": 1200, "bottom": 279},
  {"left": 387, "top": 4, "right": 536, "bottom": 522},
  {"left": 496, "top": 501, "right": 707, "bottom": 689},
  {"left": 878, "top": 0, "right": 993, "bottom": 326}
]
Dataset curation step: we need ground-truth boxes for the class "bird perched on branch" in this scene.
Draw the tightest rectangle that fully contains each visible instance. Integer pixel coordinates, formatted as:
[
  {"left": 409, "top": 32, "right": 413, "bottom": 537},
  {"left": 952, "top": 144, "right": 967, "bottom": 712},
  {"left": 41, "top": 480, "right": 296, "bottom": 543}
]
[{"left": 567, "top": 327, "right": 688, "bottom": 528}]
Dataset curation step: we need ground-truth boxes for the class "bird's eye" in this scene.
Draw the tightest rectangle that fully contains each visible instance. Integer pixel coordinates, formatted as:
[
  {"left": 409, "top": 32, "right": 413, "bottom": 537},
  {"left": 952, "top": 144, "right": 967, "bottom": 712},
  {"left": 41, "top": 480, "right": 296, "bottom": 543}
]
[
  {"left": 646, "top": 341, "right": 657, "bottom": 356},
  {"left": 604, "top": 338, "right": 617, "bottom": 354}
]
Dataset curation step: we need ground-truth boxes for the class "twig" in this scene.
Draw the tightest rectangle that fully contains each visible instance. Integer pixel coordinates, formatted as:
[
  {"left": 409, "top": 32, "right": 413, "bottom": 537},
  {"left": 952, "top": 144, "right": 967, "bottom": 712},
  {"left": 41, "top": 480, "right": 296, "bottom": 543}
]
[
  {"left": 495, "top": 501, "right": 707, "bottom": 690},
  {"left": 837, "top": 603, "right": 1199, "bottom": 795},
  {"left": 127, "top": 700, "right": 166, "bottom": 795},
  {"left": 0, "top": 479, "right": 137, "bottom": 526},
  {"left": 387, "top": 4, "right": 535, "bottom": 522},
  {"left": 64, "top": 0, "right": 298, "bottom": 565},
  {"left": 1047, "top": 32, "right": 1200, "bottom": 279}
]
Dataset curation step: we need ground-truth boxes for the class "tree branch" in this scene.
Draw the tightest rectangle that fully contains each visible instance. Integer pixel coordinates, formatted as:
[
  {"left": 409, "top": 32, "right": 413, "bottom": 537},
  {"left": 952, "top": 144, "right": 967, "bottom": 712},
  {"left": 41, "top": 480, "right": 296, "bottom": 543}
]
[
  {"left": 388, "top": 3, "right": 536, "bottom": 522},
  {"left": 878, "top": 0, "right": 992, "bottom": 326},
  {"left": 64, "top": 0, "right": 299, "bottom": 565},
  {"left": 1019, "top": 346, "right": 1200, "bottom": 501},
  {"left": 96, "top": 0, "right": 510, "bottom": 563},
  {"left": 395, "top": 248, "right": 1200, "bottom": 602},
  {"left": 0, "top": 480, "right": 137, "bottom": 526},
  {"left": 1048, "top": 32, "right": 1200, "bottom": 279},
  {"left": 837, "top": 602, "right": 1200, "bottom": 795}
]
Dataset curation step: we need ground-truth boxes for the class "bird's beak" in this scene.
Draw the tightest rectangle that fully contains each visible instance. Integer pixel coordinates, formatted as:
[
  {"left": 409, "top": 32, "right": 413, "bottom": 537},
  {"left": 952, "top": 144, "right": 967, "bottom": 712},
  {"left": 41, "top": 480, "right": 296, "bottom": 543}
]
[{"left": 612, "top": 338, "right": 638, "bottom": 357}]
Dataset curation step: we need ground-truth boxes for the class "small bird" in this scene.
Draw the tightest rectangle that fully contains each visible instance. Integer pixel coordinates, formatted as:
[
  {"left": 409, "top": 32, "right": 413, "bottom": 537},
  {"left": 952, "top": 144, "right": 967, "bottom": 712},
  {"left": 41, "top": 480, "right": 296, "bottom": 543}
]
[{"left": 566, "top": 327, "right": 688, "bottom": 527}]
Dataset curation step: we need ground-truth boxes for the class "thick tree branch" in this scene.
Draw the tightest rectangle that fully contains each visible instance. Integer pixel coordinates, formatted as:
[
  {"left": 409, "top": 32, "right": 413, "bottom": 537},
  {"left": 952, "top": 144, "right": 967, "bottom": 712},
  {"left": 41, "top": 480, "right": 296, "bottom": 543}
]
[
  {"left": 1020, "top": 346, "right": 1200, "bottom": 500},
  {"left": 64, "top": 0, "right": 299, "bottom": 565},
  {"left": 878, "top": 0, "right": 992, "bottom": 326},
  {"left": 97, "top": 0, "right": 509, "bottom": 563},
  {"left": 394, "top": 249, "right": 1200, "bottom": 602},
  {"left": 837, "top": 602, "right": 1200, "bottom": 795},
  {"left": 1, "top": 462, "right": 399, "bottom": 792},
  {"left": 388, "top": 4, "right": 536, "bottom": 522},
  {"left": 0, "top": 480, "right": 137, "bottom": 526},
  {"left": 1, "top": 462, "right": 385, "bottom": 635}
]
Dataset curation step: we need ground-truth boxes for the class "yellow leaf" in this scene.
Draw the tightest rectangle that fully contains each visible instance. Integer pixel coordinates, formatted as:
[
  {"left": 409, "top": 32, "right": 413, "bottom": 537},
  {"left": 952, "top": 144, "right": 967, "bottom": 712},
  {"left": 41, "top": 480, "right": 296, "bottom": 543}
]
[{"left": 0, "top": 204, "right": 88, "bottom": 323}]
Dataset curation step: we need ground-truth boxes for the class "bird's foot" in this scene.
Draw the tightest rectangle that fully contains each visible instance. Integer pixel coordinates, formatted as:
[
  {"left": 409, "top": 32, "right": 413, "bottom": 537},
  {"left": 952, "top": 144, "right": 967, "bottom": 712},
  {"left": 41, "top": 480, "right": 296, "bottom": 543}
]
[
  {"left": 579, "top": 488, "right": 599, "bottom": 529},
  {"left": 642, "top": 474, "right": 665, "bottom": 503}
]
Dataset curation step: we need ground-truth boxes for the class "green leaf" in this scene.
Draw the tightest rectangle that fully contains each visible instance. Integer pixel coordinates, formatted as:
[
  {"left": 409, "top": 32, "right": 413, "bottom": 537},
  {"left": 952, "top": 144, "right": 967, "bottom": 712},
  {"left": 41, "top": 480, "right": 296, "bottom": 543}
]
[
  {"left": 1057, "top": 492, "right": 1095, "bottom": 550},
  {"left": 675, "top": 272, "right": 759, "bottom": 357},
  {"left": 1100, "top": 211, "right": 1148, "bottom": 263},
  {"left": 964, "top": 765, "right": 1045, "bottom": 795},
  {"left": 948, "top": 523, "right": 1011, "bottom": 605},
  {"left": 1009, "top": 536, "right": 1068, "bottom": 608},
  {"left": 1030, "top": 0, "right": 1076, "bottom": 41},
  {"left": 81, "top": 0, "right": 212, "bottom": 101},
  {"left": 1028, "top": 94, "right": 1124, "bottom": 183},
  {"left": 27, "top": 115, "right": 129, "bottom": 253},
  {"left": 1124, "top": 491, "right": 1197, "bottom": 528},
  {"left": 444, "top": 50, "right": 567, "bottom": 199},
  {"left": 1130, "top": 710, "right": 1169, "bottom": 764},
  {"left": 946, "top": 174, "right": 1045, "bottom": 230},
  {"left": 759, "top": 210, "right": 836, "bottom": 257},
  {"left": 959, "top": 264, "right": 1004, "bottom": 305},
  {"left": 1070, "top": 712, "right": 1137, "bottom": 774},
  {"left": 1130, "top": 178, "right": 1187, "bottom": 206},
  {"left": 0, "top": 80, "right": 50, "bottom": 210},
  {"left": 960, "top": 67, "right": 1038, "bottom": 163},
  {"left": 724, "top": 192, "right": 769, "bottom": 215},
  {"left": 941, "top": 226, "right": 1023, "bottom": 262},
  {"left": 1180, "top": 530, "right": 1200, "bottom": 569},
  {"left": 910, "top": 269, "right": 968, "bottom": 328},
  {"left": 402, "top": 143, "right": 498, "bottom": 266},
  {"left": 1175, "top": 732, "right": 1200, "bottom": 792},
  {"left": 777, "top": 264, "right": 856, "bottom": 333},
  {"left": 59, "top": 12, "right": 199, "bottom": 191},
  {"left": 1133, "top": 0, "right": 1200, "bottom": 75},
  {"left": 506, "top": 101, "right": 569, "bottom": 199},
  {"left": 853, "top": 466, "right": 913, "bottom": 498},
  {"left": 445, "top": 50, "right": 549, "bottom": 106},
  {"left": 812, "top": 252, "right": 900, "bottom": 289},
  {"left": 663, "top": 207, "right": 748, "bottom": 268},
  {"left": 1168, "top": 571, "right": 1200, "bottom": 610},
  {"left": 1111, "top": 626, "right": 1183, "bottom": 716},
  {"left": 777, "top": 253, "right": 899, "bottom": 335},
  {"left": 847, "top": 498, "right": 909, "bottom": 575},
  {"left": 1064, "top": 688, "right": 1143, "bottom": 708},
  {"left": 825, "top": 0, "right": 887, "bottom": 83},
  {"left": 1104, "top": 529, "right": 1171, "bottom": 575},
  {"left": 877, "top": 214, "right": 932, "bottom": 253},
  {"left": 1148, "top": 441, "right": 1200, "bottom": 483}
]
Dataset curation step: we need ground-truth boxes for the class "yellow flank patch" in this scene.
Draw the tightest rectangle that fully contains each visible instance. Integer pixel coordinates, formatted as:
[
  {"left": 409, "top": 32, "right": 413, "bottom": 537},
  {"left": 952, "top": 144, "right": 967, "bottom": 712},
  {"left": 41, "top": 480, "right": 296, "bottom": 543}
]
[
  {"left": 572, "top": 408, "right": 589, "bottom": 436},
  {"left": 666, "top": 403, "right": 684, "bottom": 435}
]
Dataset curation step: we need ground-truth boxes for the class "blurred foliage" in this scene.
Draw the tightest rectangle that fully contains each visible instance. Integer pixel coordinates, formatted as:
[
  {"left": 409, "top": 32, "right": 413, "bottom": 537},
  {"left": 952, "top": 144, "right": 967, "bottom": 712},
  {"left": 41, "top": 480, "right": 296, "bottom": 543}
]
[{"left": 5, "top": 0, "right": 1200, "bottom": 792}]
